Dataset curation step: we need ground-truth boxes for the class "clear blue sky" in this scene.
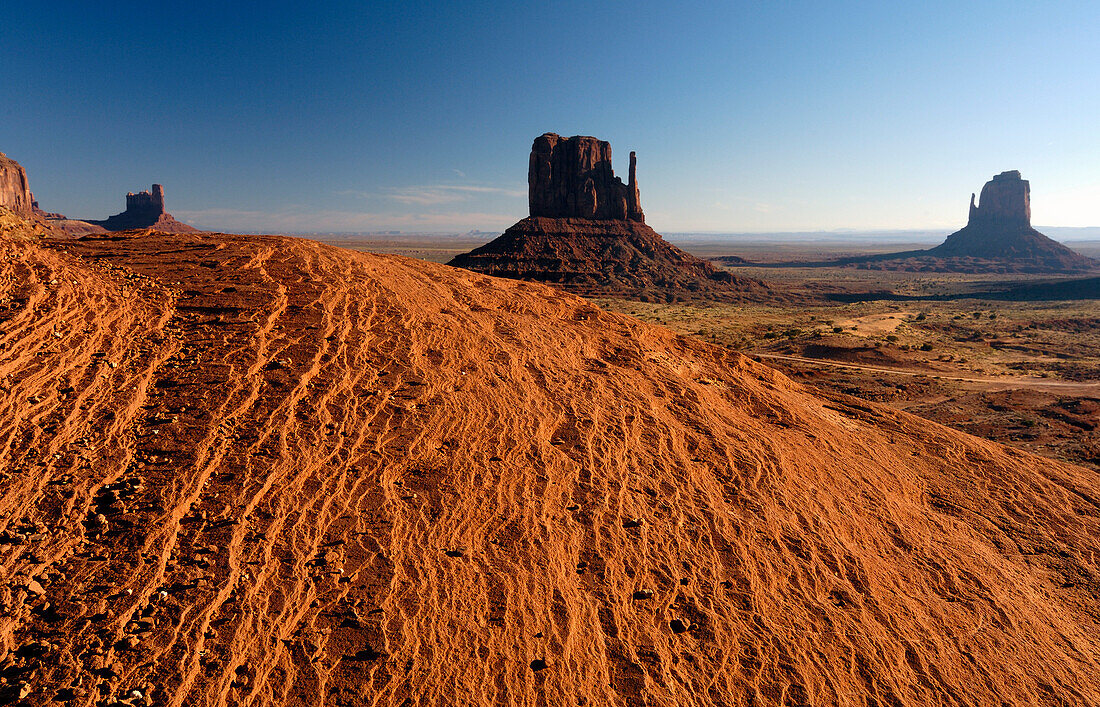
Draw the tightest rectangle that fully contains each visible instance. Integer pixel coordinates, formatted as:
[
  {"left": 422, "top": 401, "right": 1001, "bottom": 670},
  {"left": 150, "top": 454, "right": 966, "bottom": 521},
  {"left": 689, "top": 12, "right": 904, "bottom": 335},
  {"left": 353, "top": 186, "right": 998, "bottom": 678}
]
[{"left": 3, "top": 1, "right": 1099, "bottom": 233}]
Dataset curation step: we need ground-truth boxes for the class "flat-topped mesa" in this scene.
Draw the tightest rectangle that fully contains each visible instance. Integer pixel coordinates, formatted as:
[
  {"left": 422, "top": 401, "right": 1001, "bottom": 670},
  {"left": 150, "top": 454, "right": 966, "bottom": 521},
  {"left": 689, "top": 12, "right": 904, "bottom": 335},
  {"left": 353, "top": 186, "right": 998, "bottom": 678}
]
[
  {"left": 968, "top": 170, "right": 1031, "bottom": 228},
  {"left": 907, "top": 169, "right": 1099, "bottom": 273},
  {"left": 528, "top": 133, "right": 644, "bottom": 222},
  {"left": 449, "top": 131, "right": 770, "bottom": 302},
  {"left": 0, "top": 152, "right": 34, "bottom": 219}
]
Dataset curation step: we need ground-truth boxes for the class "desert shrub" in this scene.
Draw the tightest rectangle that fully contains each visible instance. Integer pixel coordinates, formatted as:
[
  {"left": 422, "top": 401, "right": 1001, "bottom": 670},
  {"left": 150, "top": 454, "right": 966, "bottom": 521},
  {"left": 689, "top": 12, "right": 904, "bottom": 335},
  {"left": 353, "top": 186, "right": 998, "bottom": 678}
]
[
  {"left": 832, "top": 326, "right": 844, "bottom": 333},
  {"left": 919, "top": 342, "right": 934, "bottom": 351},
  {"left": 886, "top": 334, "right": 898, "bottom": 342},
  {"left": 915, "top": 312, "right": 927, "bottom": 321}
]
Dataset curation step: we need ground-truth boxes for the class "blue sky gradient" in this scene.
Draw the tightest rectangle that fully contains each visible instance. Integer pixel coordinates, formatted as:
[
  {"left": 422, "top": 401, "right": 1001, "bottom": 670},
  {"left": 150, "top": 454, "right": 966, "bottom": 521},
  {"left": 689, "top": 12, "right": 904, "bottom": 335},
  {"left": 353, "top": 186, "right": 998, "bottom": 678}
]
[{"left": 3, "top": 1, "right": 1099, "bottom": 233}]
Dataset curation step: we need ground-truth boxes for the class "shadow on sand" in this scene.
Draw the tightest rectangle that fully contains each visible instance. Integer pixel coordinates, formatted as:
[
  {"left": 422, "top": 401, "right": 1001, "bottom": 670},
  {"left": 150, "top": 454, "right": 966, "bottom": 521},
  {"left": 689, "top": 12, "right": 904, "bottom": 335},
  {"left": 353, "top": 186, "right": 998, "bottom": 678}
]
[{"left": 826, "top": 276, "right": 1100, "bottom": 303}]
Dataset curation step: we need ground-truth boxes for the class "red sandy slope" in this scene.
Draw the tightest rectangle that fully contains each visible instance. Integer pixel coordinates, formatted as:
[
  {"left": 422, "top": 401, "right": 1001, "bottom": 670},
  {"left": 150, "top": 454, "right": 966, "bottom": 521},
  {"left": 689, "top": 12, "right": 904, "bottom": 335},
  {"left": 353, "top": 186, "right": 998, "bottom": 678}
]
[{"left": 1, "top": 230, "right": 1099, "bottom": 706}]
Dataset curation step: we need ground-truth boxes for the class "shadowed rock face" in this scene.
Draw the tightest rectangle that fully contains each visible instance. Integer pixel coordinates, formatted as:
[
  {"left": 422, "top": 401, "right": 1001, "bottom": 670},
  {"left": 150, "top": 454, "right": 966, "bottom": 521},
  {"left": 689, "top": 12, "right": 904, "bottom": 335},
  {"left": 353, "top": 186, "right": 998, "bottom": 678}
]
[
  {"left": 0, "top": 153, "right": 33, "bottom": 219},
  {"left": 968, "top": 170, "right": 1031, "bottom": 228},
  {"left": 528, "top": 133, "right": 644, "bottom": 222},
  {"left": 451, "top": 133, "right": 765, "bottom": 301},
  {"left": 447, "top": 216, "right": 773, "bottom": 302},
  {"left": 89, "top": 184, "right": 197, "bottom": 232},
  {"left": 921, "top": 170, "right": 1097, "bottom": 273}
]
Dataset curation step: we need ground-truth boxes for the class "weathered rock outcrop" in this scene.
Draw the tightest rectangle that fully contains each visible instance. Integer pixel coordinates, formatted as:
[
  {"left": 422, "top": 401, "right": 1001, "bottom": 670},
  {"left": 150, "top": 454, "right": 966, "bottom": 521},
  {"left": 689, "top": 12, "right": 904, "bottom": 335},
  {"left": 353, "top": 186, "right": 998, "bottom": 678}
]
[
  {"left": 837, "top": 171, "right": 1097, "bottom": 274},
  {"left": 451, "top": 134, "right": 767, "bottom": 302},
  {"left": 922, "top": 170, "right": 1096, "bottom": 272},
  {"left": 88, "top": 184, "right": 198, "bottom": 233},
  {"left": 30, "top": 194, "right": 65, "bottom": 220},
  {"left": 0, "top": 153, "right": 33, "bottom": 219},
  {"left": 528, "top": 133, "right": 644, "bottom": 222},
  {"left": 966, "top": 170, "right": 1031, "bottom": 228}
]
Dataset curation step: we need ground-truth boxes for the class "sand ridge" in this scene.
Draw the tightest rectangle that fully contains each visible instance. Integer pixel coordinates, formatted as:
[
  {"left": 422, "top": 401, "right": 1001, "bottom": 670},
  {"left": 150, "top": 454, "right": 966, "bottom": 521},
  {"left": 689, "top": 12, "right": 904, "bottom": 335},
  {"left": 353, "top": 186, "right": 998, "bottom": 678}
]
[{"left": 0, "top": 230, "right": 1099, "bottom": 705}]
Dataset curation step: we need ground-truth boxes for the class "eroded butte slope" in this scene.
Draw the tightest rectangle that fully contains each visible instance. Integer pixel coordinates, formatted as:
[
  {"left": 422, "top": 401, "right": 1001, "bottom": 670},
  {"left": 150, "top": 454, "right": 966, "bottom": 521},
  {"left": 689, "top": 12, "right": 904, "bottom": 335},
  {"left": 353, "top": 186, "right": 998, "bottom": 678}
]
[{"left": 1, "top": 230, "right": 1100, "bottom": 706}]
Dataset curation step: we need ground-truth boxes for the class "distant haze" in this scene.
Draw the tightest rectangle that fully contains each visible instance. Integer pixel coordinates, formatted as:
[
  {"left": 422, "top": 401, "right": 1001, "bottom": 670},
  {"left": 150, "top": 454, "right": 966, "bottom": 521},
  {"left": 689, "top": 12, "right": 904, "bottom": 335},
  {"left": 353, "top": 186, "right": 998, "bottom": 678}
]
[{"left": 3, "top": 1, "right": 1099, "bottom": 234}]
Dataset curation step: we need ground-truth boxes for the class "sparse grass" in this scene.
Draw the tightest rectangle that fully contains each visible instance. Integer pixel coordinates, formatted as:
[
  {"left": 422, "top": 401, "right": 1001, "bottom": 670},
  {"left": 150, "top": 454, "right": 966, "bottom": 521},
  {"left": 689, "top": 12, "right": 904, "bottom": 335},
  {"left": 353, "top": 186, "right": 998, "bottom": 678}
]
[{"left": 592, "top": 262, "right": 1099, "bottom": 470}]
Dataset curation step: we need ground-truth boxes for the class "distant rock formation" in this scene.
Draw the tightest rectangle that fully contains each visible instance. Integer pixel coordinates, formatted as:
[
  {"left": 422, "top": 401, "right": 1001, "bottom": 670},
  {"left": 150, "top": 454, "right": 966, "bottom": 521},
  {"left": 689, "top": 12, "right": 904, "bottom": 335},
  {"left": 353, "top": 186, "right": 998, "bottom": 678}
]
[
  {"left": 826, "top": 171, "right": 1098, "bottom": 274},
  {"left": 0, "top": 152, "right": 33, "bottom": 219},
  {"left": 0, "top": 153, "right": 199, "bottom": 237},
  {"left": 921, "top": 170, "right": 1096, "bottom": 272},
  {"left": 450, "top": 134, "right": 768, "bottom": 302},
  {"left": 88, "top": 184, "right": 198, "bottom": 233},
  {"left": 30, "top": 195, "right": 65, "bottom": 220}
]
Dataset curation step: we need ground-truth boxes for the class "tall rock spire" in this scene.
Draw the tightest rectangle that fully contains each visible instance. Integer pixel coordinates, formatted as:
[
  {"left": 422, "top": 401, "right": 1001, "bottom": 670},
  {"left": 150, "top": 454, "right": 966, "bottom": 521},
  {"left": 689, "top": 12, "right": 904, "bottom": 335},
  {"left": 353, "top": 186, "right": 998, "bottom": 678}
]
[{"left": 626, "top": 151, "right": 643, "bottom": 222}]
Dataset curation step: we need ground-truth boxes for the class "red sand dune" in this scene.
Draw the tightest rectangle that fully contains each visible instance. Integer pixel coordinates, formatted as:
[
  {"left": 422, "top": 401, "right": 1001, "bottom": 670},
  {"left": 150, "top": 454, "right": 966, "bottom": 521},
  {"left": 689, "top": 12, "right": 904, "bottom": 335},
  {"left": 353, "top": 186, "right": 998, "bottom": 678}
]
[{"left": 1, "top": 230, "right": 1099, "bottom": 706}]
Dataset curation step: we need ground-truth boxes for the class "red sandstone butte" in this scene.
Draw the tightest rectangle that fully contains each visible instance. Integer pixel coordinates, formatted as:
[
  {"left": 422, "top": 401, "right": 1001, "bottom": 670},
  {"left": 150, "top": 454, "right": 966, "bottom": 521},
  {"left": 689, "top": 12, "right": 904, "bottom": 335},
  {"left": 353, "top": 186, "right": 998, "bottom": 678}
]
[
  {"left": 450, "top": 133, "right": 769, "bottom": 302},
  {"left": 928, "top": 171, "right": 1096, "bottom": 270},
  {"left": 88, "top": 183, "right": 198, "bottom": 232}
]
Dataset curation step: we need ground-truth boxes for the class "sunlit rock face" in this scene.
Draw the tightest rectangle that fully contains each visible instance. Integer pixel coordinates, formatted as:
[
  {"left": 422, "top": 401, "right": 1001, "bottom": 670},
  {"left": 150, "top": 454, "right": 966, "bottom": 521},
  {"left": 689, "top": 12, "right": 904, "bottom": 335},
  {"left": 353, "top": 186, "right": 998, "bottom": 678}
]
[{"left": 0, "top": 152, "right": 33, "bottom": 219}]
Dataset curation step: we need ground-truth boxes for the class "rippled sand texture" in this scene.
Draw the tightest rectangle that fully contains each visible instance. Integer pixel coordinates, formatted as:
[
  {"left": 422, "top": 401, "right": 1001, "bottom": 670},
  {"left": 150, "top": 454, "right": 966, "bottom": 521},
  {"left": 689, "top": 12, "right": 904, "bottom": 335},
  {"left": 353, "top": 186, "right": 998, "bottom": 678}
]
[{"left": 1, "top": 231, "right": 1099, "bottom": 706}]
